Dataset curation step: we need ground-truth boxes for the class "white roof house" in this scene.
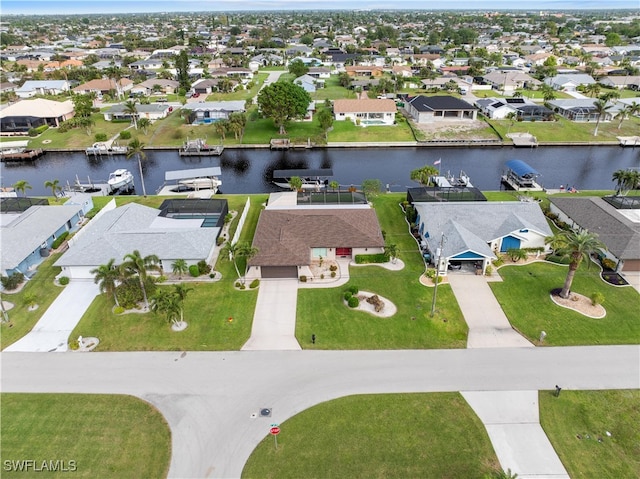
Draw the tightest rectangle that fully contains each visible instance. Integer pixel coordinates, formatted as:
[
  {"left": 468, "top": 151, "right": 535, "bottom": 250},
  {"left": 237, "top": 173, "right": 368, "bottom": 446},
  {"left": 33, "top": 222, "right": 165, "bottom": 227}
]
[
  {"left": 0, "top": 98, "right": 74, "bottom": 120},
  {"left": 15, "top": 80, "right": 71, "bottom": 98},
  {"left": 54, "top": 202, "right": 220, "bottom": 280},
  {"left": 544, "top": 74, "right": 596, "bottom": 91}
]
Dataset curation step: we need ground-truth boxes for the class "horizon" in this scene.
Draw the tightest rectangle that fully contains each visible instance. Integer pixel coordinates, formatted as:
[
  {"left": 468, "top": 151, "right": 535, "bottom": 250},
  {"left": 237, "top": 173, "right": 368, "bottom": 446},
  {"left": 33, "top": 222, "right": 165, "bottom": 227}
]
[{"left": 2, "top": 1, "right": 640, "bottom": 16}]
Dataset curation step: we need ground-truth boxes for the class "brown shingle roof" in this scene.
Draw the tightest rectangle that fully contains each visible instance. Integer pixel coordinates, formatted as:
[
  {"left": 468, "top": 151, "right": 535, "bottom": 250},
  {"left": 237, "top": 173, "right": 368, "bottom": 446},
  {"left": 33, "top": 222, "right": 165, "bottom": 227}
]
[
  {"left": 333, "top": 99, "right": 397, "bottom": 114},
  {"left": 250, "top": 208, "right": 384, "bottom": 267}
]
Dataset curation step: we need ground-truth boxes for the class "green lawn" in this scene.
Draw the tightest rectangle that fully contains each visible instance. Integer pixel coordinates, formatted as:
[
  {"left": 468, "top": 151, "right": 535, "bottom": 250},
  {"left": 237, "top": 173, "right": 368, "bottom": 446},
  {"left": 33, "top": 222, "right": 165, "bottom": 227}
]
[
  {"left": 296, "top": 194, "right": 468, "bottom": 349},
  {"left": 489, "top": 115, "right": 640, "bottom": 143},
  {"left": 540, "top": 389, "right": 640, "bottom": 479},
  {"left": 69, "top": 195, "right": 267, "bottom": 351},
  {"left": 242, "top": 393, "right": 500, "bottom": 479},
  {"left": 328, "top": 119, "right": 415, "bottom": 142},
  {"left": 0, "top": 394, "right": 170, "bottom": 479},
  {"left": 28, "top": 114, "right": 130, "bottom": 150},
  {"left": 490, "top": 261, "right": 640, "bottom": 346},
  {"left": 0, "top": 253, "right": 65, "bottom": 350}
]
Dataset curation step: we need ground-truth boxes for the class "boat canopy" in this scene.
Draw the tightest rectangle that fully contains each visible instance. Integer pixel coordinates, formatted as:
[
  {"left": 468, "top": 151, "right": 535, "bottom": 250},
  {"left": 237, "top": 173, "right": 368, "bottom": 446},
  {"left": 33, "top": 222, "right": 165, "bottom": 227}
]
[
  {"left": 505, "top": 160, "right": 540, "bottom": 178},
  {"left": 272, "top": 168, "right": 333, "bottom": 178},
  {"left": 165, "top": 166, "right": 222, "bottom": 181}
]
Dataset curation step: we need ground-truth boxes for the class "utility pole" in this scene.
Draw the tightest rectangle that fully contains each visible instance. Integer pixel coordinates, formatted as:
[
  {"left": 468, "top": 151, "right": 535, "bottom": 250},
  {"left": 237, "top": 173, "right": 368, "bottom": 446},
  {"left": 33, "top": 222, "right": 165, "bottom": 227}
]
[{"left": 430, "top": 233, "right": 445, "bottom": 317}]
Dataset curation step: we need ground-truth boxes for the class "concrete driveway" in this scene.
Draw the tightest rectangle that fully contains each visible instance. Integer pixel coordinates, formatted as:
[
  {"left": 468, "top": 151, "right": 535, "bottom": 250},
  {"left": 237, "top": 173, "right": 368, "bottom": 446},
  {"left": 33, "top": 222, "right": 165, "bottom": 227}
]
[
  {"left": 2, "top": 346, "right": 638, "bottom": 478},
  {"left": 4, "top": 281, "right": 99, "bottom": 352}
]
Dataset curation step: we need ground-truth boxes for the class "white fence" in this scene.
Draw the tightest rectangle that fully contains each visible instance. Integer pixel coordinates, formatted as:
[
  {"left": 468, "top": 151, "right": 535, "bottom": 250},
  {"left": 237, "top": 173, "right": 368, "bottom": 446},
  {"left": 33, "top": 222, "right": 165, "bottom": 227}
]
[{"left": 231, "top": 196, "right": 251, "bottom": 246}]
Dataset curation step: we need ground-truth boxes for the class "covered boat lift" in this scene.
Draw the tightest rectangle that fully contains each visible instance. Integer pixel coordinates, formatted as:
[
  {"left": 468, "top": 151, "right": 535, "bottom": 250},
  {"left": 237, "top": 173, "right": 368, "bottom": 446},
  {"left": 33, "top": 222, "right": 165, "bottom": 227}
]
[{"left": 501, "top": 159, "right": 543, "bottom": 191}]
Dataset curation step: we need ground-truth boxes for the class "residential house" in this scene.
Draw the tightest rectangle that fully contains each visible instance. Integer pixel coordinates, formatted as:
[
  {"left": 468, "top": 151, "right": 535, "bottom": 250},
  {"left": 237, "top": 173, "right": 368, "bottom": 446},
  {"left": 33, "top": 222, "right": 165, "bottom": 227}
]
[
  {"left": 475, "top": 97, "right": 554, "bottom": 121},
  {"left": 549, "top": 196, "right": 640, "bottom": 273},
  {"left": 0, "top": 98, "right": 74, "bottom": 133},
  {"left": 307, "top": 67, "right": 331, "bottom": 79},
  {"left": 131, "top": 79, "right": 180, "bottom": 96},
  {"left": 345, "top": 65, "right": 384, "bottom": 77},
  {"left": 546, "top": 99, "right": 620, "bottom": 122},
  {"left": 421, "top": 77, "right": 472, "bottom": 92},
  {"left": 181, "top": 101, "right": 246, "bottom": 124},
  {"left": 249, "top": 53, "right": 284, "bottom": 70},
  {"left": 103, "top": 103, "right": 172, "bottom": 122},
  {"left": 54, "top": 200, "right": 224, "bottom": 280},
  {"left": 1, "top": 203, "right": 84, "bottom": 277},
  {"left": 404, "top": 95, "right": 478, "bottom": 123},
  {"left": 544, "top": 74, "right": 596, "bottom": 91},
  {"left": 482, "top": 71, "right": 541, "bottom": 93},
  {"left": 246, "top": 193, "right": 385, "bottom": 279},
  {"left": 599, "top": 75, "right": 640, "bottom": 90},
  {"left": 392, "top": 65, "right": 413, "bottom": 78},
  {"left": 191, "top": 78, "right": 239, "bottom": 95},
  {"left": 332, "top": 99, "right": 396, "bottom": 126},
  {"left": 73, "top": 78, "right": 134, "bottom": 97},
  {"left": 129, "top": 58, "right": 167, "bottom": 70},
  {"left": 413, "top": 202, "right": 552, "bottom": 275},
  {"left": 524, "top": 53, "right": 561, "bottom": 67},
  {"left": 15, "top": 80, "right": 71, "bottom": 98},
  {"left": 294, "top": 75, "right": 318, "bottom": 93}
]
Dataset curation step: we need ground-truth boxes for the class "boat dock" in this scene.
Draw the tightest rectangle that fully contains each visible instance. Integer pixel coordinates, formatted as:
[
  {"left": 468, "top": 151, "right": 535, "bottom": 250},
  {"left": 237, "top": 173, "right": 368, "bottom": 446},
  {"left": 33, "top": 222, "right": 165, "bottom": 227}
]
[
  {"left": 156, "top": 166, "right": 222, "bottom": 196},
  {"left": 179, "top": 138, "right": 223, "bottom": 156},
  {"left": 508, "top": 133, "right": 538, "bottom": 148},
  {"left": 501, "top": 159, "right": 544, "bottom": 192},
  {"left": 1, "top": 148, "right": 45, "bottom": 162},
  {"left": 270, "top": 138, "right": 290, "bottom": 150},
  {"left": 618, "top": 136, "right": 640, "bottom": 147},
  {"left": 62, "top": 175, "right": 133, "bottom": 196},
  {"left": 85, "top": 141, "right": 128, "bottom": 156}
]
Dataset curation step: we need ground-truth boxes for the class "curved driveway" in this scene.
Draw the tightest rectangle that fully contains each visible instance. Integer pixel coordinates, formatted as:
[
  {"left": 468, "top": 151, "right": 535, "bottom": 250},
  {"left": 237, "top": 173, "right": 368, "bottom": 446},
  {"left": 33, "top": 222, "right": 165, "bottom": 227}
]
[{"left": 3, "top": 346, "right": 638, "bottom": 478}]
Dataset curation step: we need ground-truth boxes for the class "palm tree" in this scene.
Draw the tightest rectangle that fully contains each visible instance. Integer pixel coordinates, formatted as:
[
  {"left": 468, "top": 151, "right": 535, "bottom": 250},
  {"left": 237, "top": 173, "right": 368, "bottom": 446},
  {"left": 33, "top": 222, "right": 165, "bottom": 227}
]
[
  {"left": 171, "top": 259, "right": 188, "bottom": 279},
  {"left": 150, "top": 289, "right": 181, "bottom": 325},
  {"left": 329, "top": 180, "right": 339, "bottom": 192},
  {"left": 126, "top": 138, "right": 147, "bottom": 197},
  {"left": 138, "top": 118, "right": 151, "bottom": 135},
  {"left": 120, "top": 250, "right": 160, "bottom": 310},
  {"left": 545, "top": 230, "right": 605, "bottom": 299},
  {"left": 12, "top": 180, "right": 31, "bottom": 197},
  {"left": 214, "top": 119, "right": 228, "bottom": 140},
  {"left": 220, "top": 241, "right": 258, "bottom": 285},
  {"left": 44, "top": 179, "right": 61, "bottom": 200},
  {"left": 541, "top": 84, "right": 556, "bottom": 102},
  {"left": 584, "top": 83, "right": 601, "bottom": 98},
  {"left": 410, "top": 165, "right": 440, "bottom": 186},
  {"left": 123, "top": 100, "right": 139, "bottom": 129},
  {"left": 91, "top": 258, "right": 121, "bottom": 307},
  {"left": 592, "top": 99, "right": 612, "bottom": 137},
  {"left": 288, "top": 176, "right": 303, "bottom": 192},
  {"left": 172, "top": 283, "right": 193, "bottom": 324},
  {"left": 612, "top": 169, "right": 629, "bottom": 195},
  {"left": 617, "top": 101, "right": 640, "bottom": 129},
  {"left": 506, "top": 111, "right": 517, "bottom": 135},
  {"left": 385, "top": 243, "right": 398, "bottom": 264}
]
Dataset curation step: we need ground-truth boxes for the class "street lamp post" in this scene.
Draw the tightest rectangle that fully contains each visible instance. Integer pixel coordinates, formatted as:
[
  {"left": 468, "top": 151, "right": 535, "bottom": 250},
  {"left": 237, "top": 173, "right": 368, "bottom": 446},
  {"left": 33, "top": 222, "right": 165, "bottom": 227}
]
[{"left": 430, "top": 233, "right": 445, "bottom": 317}]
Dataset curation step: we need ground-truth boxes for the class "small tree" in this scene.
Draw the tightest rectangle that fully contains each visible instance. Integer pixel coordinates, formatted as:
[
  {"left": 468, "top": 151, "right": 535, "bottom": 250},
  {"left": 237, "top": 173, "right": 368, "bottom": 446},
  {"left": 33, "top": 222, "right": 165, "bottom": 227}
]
[
  {"left": 171, "top": 259, "right": 188, "bottom": 279},
  {"left": 91, "top": 258, "right": 121, "bottom": 307},
  {"left": 385, "top": 243, "right": 398, "bottom": 264},
  {"left": 138, "top": 118, "right": 151, "bottom": 135},
  {"left": 220, "top": 241, "right": 258, "bottom": 285},
  {"left": 361, "top": 179, "right": 382, "bottom": 197},
  {"left": 12, "top": 180, "right": 32, "bottom": 197},
  {"left": 410, "top": 165, "right": 439, "bottom": 186},
  {"left": 507, "top": 248, "right": 528, "bottom": 263},
  {"left": 44, "top": 179, "right": 61, "bottom": 200},
  {"left": 329, "top": 180, "right": 339, "bottom": 192},
  {"left": 288, "top": 176, "right": 303, "bottom": 192},
  {"left": 120, "top": 250, "right": 161, "bottom": 310}
]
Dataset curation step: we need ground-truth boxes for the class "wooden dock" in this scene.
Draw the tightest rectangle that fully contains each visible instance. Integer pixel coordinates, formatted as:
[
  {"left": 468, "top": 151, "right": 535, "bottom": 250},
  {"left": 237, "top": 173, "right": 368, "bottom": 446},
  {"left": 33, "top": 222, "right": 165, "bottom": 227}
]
[
  {"left": 0, "top": 148, "right": 45, "bottom": 162},
  {"left": 179, "top": 145, "right": 224, "bottom": 156},
  {"left": 618, "top": 136, "right": 640, "bottom": 147},
  {"left": 270, "top": 138, "right": 290, "bottom": 150}
]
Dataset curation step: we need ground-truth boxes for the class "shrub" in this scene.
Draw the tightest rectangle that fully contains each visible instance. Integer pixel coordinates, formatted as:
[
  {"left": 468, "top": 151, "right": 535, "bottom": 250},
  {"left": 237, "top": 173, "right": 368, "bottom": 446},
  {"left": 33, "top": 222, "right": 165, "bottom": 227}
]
[
  {"left": 329, "top": 264, "right": 337, "bottom": 272},
  {"left": 209, "top": 272, "right": 216, "bottom": 279},
  {"left": 115, "top": 276, "right": 152, "bottom": 309},
  {"left": 320, "top": 274, "right": 325, "bottom": 279},
  {"left": 493, "top": 256, "right": 505, "bottom": 267},
  {"left": 197, "top": 260, "right": 212, "bottom": 275},
  {"left": 58, "top": 276, "right": 69, "bottom": 286},
  {"left": 485, "top": 265, "right": 493, "bottom": 276},
  {"left": 1, "top": 272, "right": 25, "bottom": 290},
  {"left": 156, "top": 275, "right": 167, "bottom": 283},
  {"left": 189, "top": 265, "right": 200, "bottom": 277},
  {"left": 239, "top": 283, "right": 246, "bottom": 290},
  {"left": 347, "top": 296, "right": 359, "bottom": 308},
  {"left": 68, "top": 341, "right": 79, "bottom": 351},
  {"left": 235, "top": 281, "right": 241, "bottom": 287},
  {"left": 23, "top": 292, "right": 38, "bottom": 308},
  {"left": 85, "top": 207, "right": 99, "bottom": 220},
  {"left": 591, "top": 292, "right": 605, "bottom": 306},
  {"left": 425, "top": 268, "right": 436, "bottom": 279},
  {"left": 344, "top": 291, "right": 352, "bottom": 301},
  {"left": 299, "top": 275, "right": 307, "bottom": 282},
  {"left": 113, "top": 305, "right": 125, "bottom": 314},
  {"left": 119, "top": 130, "right": 132, "bottom": 140},
  {"left": 601, "top": 258, "right": 616, "bottom": 271},
  {"left": 347, "top": 285, "right": 358, "bottom": 294},
  {"left": 94, "top": 132, "right": 108, "bottom": 142},
  {"left": 216, "top": 236, "right": 225, "bottom": 246},
  {"left": 224, "top": 213, "right": 233, "bottom": 224},
  {"left": 331, "top": 271, "right": 336, "bottom": 278},
  {"left": 249, "top": 279, "right": 260, "bottom": 289},
  {"left": 405, "top": 205, "right": 417, "bottom": 223},
  {"left": 354, "top": 253, "right": 388, "bottom": 264},
  {"left": 58, "top": 122, "right": 72, "bottom": 133},
  {"left": 51, "top": 231, "right": 69, "bottom": 249}
]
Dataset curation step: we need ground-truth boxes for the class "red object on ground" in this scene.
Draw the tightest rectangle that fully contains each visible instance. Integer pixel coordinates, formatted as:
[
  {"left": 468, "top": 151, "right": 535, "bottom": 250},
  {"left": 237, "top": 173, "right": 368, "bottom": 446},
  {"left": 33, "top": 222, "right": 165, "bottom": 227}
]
[{"left": 270, "top": 426, "right": 280, "bottom": 435}]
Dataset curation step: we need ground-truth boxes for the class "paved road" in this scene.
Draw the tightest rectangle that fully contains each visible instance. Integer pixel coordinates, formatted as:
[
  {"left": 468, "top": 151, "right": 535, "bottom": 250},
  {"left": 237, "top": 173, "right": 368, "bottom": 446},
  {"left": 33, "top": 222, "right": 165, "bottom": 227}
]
[{"left": 3, "top": 346, "right": 638, "bottom": 478}]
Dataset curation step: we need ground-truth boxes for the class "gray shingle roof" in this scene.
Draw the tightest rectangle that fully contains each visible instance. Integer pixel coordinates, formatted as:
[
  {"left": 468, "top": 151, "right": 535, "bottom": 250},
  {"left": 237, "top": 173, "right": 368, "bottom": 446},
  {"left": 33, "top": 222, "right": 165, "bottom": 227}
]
[
  {"left": 54, "top": 203, "right": 218, "bottom": 267},
  {"left": 550, "top": 197, "right": 640, "bottom": 260},
  {"left": 1, "top": 205, "right": 82, "bottom": 271},
  {"left": 249, "top": 208, "right": 384, "bottom": 267}
]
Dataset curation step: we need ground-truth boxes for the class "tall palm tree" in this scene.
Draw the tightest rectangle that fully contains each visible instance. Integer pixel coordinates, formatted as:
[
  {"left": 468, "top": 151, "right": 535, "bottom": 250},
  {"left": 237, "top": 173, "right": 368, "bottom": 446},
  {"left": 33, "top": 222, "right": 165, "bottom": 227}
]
[
  {"left": 612, "top": 169, "right": 629, "bottom": 195},
  {"left": 288, "top": 176, "right": 303, "bottom": 192},
  {"left": 410, "top": 165, "right": 440, "bottom": 186},
  {"left": 150, "top": 289, "right": 181, "bottom": 325},
  {"left": 541, "top": 84, "right": 556, "bottom": 102},
  {"left": 44, "top": 179, "right": 61, "bottom": 200},
  {"left": 592, "top": 99, "right": 612, "bottom": 136},
  {"left": 220, "top": 241, "right": 258, "bottom": 285},
  {"left": 126, "top": 138, "right": 147, "bottom": 197},
  {"left": 171, "top": 259, "right": 188, "bottom": 279},
  {"left": 137, "top": 118, "right": 151, "bottom": 135},
  {"left": 617, "top": 101, "right": 640, "bottom": 130},
  {"left": 91, "top": 258, "right": 121, "bottom": 307},
  {"left": 120, "top": 250, "right": 160, "bottom": 310},
  {"left": 545, "top": 230, "right": 605, "bottom": 299},
  {"left": 12, "top": 180, "right": 31, "bottom": 197},
  {"left": 172, "top": 283, "right": 193, "bottom": 324},
  {"left": 123, "top": 100, "right": 139, "bottom": 129}
]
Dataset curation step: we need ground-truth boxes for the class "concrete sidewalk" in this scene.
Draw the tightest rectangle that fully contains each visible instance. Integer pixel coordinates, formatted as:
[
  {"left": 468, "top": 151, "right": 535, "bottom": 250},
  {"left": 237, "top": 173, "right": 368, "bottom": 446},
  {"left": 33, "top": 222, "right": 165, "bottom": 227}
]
[
  {"left": 4, "top": 281, "right": 99, "bottom": 352},
  {"left": 241, "top": 279, "right": 301, "bottom": 350},
  {"left": 448, "top": 273, "right": 568, "bottom": 478}
]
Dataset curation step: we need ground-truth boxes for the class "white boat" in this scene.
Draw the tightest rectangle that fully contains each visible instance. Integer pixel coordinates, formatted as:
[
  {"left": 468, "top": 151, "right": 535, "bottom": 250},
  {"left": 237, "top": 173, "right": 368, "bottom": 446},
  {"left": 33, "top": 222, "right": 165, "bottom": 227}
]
[
  {"left": 86, "top": 142, "right": 128, "bottom": 156},
  {"left": 178, "top": 176, "right": 222, "bottom": 192},
  {"left": 431, "top": 171, "right": 473, "bottom": 188},
  {"left": 107, "top": 169, "right": 134, "bottom": 190},
  {"left": 272, "top": 168, "right": 333, "bottom": 190}
]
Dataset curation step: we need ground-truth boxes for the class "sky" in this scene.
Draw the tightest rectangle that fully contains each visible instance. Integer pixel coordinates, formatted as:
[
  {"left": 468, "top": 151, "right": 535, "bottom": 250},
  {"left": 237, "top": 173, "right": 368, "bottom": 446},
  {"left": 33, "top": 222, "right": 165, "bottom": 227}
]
[{"left": 1, "top": 0, "right": 639, "bottom": 15}]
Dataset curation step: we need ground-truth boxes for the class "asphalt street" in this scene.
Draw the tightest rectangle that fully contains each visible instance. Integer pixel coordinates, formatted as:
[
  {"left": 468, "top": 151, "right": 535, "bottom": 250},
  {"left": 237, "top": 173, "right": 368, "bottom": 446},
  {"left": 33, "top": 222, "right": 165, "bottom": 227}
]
[{"left": 3, "top": 346, "right": 638, "bottom": 478}]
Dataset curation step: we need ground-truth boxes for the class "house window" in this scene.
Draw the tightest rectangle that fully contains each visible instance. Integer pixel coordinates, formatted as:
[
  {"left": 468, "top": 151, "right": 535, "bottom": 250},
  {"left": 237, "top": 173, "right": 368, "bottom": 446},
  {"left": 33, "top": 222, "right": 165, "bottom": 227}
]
[{"left": 312, "top": 248, "right": 327, "bottom": 258}]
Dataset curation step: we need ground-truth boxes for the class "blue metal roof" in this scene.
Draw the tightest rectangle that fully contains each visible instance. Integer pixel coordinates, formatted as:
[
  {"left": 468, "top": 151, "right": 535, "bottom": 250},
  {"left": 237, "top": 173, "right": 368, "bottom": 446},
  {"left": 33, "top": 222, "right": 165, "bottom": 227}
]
[{"left": 505, "top": 160, "right": 540, "bottom": 178}]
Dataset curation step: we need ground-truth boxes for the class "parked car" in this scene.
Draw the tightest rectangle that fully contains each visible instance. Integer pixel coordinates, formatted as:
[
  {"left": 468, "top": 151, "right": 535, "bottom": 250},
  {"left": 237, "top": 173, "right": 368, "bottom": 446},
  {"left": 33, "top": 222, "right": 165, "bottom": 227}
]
[
  {"left": 448, "top": 261, "right": 462, "bottom": 270},
  {"left": 192, "top": 92, "right": 200, "bottom": 98}
]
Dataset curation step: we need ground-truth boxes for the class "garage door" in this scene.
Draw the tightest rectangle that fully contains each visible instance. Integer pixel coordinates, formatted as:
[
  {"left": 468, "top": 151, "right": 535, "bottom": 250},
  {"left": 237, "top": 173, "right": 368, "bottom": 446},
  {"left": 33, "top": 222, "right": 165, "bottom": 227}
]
[
  {"left": 622, "top": 259, "right": 640, "bottom": 272},
  {"left": 261, "top": 266, "right": 298, "bottom": 278}
]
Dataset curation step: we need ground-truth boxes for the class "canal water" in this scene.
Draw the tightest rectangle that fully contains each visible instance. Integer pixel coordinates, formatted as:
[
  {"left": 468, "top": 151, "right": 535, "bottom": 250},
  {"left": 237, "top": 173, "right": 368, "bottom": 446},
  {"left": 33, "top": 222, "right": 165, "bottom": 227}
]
[{"left": 1, "top": 146, "right": 639, "bottom": 196}]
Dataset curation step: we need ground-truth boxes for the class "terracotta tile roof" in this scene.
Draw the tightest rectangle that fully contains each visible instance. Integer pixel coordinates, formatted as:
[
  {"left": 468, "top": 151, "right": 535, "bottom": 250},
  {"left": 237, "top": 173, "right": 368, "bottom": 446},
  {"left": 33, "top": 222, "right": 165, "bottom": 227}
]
[
  {"left": 250, "top": 208, "right": 385, "bottom": 267},
  {"left": 333, "top": 99, "right": 397, "bottom": 114}
]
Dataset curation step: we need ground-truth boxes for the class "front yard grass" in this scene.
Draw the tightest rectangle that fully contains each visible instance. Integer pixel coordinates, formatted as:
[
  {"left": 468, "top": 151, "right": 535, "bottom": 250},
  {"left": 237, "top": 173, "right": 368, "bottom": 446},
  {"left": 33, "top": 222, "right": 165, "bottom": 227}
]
[
  {"left": 490, "top": 261, "right": 640, "bottom": 346},
  {"left": 0, "top": 253, "right": 64, "bottom": 350},
  {"left": 242, "top": 393, "right": 500, "bottom": 479},
  {"left": 540, "top": 389, "right": 640, "bottom": 479},
  {"left": 296, "top": 194, "right": 467, "bottom": 349},
  {"left": 0, "top": 393, "right": 171, "bottom": 479},
  {"left": 328, "top": 119, "right": 415, "bottom": 143}
]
